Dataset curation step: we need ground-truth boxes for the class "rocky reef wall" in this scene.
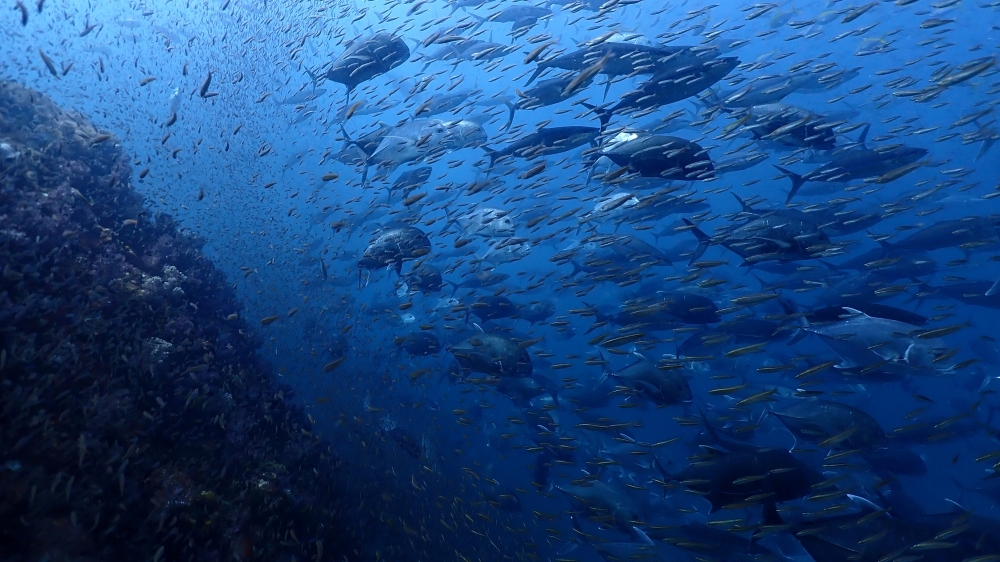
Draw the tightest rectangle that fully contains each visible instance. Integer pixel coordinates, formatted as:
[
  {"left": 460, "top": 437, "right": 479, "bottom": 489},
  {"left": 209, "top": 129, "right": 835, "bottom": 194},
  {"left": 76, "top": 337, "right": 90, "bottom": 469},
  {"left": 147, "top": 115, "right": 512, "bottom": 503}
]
[{"left": 0, "top": 81, "right": 355, "bottom": 561}]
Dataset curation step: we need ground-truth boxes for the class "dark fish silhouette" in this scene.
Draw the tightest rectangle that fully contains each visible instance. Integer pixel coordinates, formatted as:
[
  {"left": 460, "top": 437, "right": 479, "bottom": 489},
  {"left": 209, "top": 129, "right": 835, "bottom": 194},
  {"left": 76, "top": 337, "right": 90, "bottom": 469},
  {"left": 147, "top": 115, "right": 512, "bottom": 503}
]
[
  {"left": 683, "top": 213, "right": 833, "bottom": 265},
  {"left": 597, "top": 132, "right": 715, "bottom": 181},
  {"left": 602, "top": 56, "right": 739, "bottom": 117},
  {"left": 358, "top": 225, "right": 431, "bottom": 283},
  {"left": 771, "top": 399, "right": 888, "bottom": 450},
  {"left": 484, "top": 106, "right": 611, "bottom": 166},
  {"left": 394, "top": 332, "right": 442, "bottom": 356},
  {"left": 653, "top": 439, "right": 822, "bottom": 514},
  {"left": 399, "top": 261, "right": 443, "bottom": 295},
  {"left": 774, "top": 126, "right": 928, "bottom": 203},
  {"left": 450, "top": 333, "right": 532, "bottom": 377},
  {"left": 603, "top": 354, "right": 692, "bottom": 406},
  {"left": 388, "top": 166, "right": 432, "bottom": 201},
  {"left": 326, "top": 33, "right": 409, "bottom": 109}
]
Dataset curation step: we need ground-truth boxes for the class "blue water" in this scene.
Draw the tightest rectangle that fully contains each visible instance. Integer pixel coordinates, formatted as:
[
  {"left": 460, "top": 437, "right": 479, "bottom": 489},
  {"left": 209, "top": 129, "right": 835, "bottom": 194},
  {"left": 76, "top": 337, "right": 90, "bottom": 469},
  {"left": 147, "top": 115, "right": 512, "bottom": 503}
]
[{"left": 4, "top": 0, "right": 1000, "bottom": 560}]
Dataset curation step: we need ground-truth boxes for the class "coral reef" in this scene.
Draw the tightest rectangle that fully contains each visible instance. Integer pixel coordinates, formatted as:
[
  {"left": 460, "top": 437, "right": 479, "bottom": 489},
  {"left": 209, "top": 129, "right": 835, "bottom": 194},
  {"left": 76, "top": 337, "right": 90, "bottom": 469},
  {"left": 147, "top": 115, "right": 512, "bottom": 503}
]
[{"left": 0, "top": 81, "right": 354, "bottom": 561}]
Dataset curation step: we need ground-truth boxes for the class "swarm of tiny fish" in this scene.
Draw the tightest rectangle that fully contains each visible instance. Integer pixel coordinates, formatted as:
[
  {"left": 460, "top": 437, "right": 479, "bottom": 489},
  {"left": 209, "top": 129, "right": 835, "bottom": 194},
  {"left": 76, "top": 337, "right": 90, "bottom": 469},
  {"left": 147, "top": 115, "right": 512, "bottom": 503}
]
[{"left": 5, "top": 0, "right": 1000, "bottom": 561}]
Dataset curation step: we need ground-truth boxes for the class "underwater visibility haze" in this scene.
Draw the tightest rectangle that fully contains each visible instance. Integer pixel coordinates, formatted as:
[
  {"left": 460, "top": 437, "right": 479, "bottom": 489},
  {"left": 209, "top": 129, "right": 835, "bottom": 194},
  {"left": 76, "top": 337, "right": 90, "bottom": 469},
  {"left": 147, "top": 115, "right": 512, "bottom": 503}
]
[{"left": 2, "top": 0, "right": 1000, "bottom": 561}]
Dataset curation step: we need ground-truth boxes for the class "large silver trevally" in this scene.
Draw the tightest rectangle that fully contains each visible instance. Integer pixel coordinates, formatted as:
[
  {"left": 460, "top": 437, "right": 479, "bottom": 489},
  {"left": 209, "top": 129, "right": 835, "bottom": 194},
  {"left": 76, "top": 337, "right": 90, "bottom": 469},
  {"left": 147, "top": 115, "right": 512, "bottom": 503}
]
[
  {"left": 453, "top": 207, "right": 516, "bottom": 238},
  {"left": 803, "top": 308, "right": 952, "bottom": 376},
  {"left": 365, "top": 119, "right": 487, "bottom": 183}
]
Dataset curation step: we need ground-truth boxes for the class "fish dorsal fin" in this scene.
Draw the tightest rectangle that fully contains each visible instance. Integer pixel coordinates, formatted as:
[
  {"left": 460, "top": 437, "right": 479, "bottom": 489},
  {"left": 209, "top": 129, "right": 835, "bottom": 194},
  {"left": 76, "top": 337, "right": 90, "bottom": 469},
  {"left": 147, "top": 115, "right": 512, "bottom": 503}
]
[
  {"left": 986, "top": 276, "right": 1000, "bottom": 297},
  {"left": 846, "top": 494, "right": 883, "bottom": 514},
  {"left": 699, "top": 444, "right": 727, "bottom": 455},
  {"left": 633, "top": 527, "right": 655, "bottom": 546},
  {"left": 943, "top": 498, "right": 968, "bottom": 513},
  {"left": 731, "top": 192, "right": 753, "bottom": 212},
  {"left": 841, "top": 307, "right": 867, "bottom": 318},
  {"left": 857, "top": 123, "right": 870, "bottom": 148},
  {"left": 473, "top": 322, "right": 485, "bottom": 333}
]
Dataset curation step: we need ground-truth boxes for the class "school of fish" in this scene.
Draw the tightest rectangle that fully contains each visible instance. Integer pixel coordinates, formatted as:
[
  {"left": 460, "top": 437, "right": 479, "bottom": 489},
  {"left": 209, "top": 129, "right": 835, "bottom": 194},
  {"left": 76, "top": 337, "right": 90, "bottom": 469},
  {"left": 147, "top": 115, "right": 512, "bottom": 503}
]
[{"left": 3, "top": 0, "right": 1000, "bottom": 561}]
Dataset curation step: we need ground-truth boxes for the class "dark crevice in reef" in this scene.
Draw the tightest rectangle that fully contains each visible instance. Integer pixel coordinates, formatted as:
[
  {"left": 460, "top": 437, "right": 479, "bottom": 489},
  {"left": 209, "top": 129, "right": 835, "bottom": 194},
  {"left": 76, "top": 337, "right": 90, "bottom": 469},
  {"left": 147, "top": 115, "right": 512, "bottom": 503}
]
[{"left": 0, "top": 81, "right": 357, "bottom": 562}]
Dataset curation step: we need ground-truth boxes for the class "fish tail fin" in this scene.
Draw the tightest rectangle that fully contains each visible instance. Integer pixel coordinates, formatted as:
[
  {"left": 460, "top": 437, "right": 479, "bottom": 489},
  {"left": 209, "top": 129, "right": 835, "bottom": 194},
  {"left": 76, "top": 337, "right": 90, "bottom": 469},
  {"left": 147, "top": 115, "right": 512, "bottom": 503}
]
[
  {"left": 600, "top": 75, "right": 613, "bottom": 101},
  {"left": 339, "top": 123, "right": 354, "bottom": 143},
  {"left": 443, "top": 205, "right": 460, "bottom": 232},
  {"left": 780, "top": 296, "right": 810, "bottom": 345},
  {"left": 772, "top": 165, "right": 805, "bottom": 204},
  {"left": 469, "top": 13, "right": 487, "bottom": 34},
  {"left": 761, "top": 501, "right": 784, "bottom": 526},
  {"left": 501, "top": 100, "right": 515, "bottom": 132},
  {"left": 579, "top": 102, "right": 613, "bottom": 131},
  {"left": 698, "top": 408, "right": 723, "bottom": 444},
  {"left": 651, "top": 456, "right": 673, "bottom": 498},
  {"left": 681, "top": 218, "right": 710, "bottom": 264},
  {"left": 595, "top": 105, "right": 612, "bottom": 131},
  {"left": 361, "top": 162, "right": 370, "bottom": 188},
  {"left": 584, "top": 155, "right": 608, "bottom": 185},
  {"left": 342, "top": 85, "right": 355, "bottom": 115},
  {"left": 481, "top": 146, "right": 498, "bottom": 170},
  {"left": 596, "top": 351, "right": 610, "bottom": 387},
  {"left": 305, "top": 68, "right": 321, "bottom": 88},
  {"left": 697, "top": 87, "right": 724, "bottom": 115}
]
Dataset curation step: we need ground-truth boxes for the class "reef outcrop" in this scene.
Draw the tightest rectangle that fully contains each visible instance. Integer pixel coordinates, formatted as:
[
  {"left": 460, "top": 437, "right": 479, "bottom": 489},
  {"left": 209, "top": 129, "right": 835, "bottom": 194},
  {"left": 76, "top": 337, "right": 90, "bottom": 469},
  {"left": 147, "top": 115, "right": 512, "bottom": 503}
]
[{"left": 0, "top": 81, "right": 351, "bottom": 561}]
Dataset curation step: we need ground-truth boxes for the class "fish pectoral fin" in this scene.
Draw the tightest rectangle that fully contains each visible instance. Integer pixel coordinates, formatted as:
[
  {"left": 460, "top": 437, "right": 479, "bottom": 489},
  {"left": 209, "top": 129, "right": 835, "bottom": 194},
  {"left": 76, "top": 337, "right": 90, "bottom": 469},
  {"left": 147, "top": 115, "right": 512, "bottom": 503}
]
[
  {"left": 596, "top": 370, "right": 610, "bottom": 388},
  {"left": 633, "top": 379, "right": 659, "bottom": 397},
  {"left": 758, "top": 237, "right": 793, "bottom": 249}
]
